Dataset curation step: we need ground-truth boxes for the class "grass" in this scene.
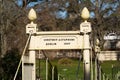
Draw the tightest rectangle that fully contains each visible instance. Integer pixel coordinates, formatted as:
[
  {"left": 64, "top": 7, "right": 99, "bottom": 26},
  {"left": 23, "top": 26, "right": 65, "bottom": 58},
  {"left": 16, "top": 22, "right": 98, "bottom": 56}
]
[
  {"left": 56, "top": 59, "right": 84, "bottom": 80},
  {"left": 100, "top": 61, "right": 120, "bottom": 79},
  {"left": 36, "top": 59, "right": 120, "bottom": 80}
]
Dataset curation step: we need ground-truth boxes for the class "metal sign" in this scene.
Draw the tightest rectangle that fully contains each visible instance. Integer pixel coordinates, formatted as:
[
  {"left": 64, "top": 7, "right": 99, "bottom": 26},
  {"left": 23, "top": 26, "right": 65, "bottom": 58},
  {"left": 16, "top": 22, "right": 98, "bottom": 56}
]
[
  {"left": 29, "top": 34, "right": 83, "bottom": 50},
  {"left": 26, "top": 23, "right": 37, "bottom": 34},
  {"left": 80, "top": 21, "right": 91, "bottom": 33}
]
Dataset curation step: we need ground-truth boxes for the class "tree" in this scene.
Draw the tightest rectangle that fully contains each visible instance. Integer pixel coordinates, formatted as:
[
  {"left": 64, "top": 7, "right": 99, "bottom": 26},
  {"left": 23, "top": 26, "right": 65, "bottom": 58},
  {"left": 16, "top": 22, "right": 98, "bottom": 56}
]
[
  {"left": 87, "top": 0, "right": 120, "bottom": 48},
  {"left": 35, "top": 0, "right": 120, "bottom": 46},
  {"left": 0, "top": 0, "right": 29, "bottom": 56},
  {"left": 1, "top": 0, "right": 120, "bottom": 57}
]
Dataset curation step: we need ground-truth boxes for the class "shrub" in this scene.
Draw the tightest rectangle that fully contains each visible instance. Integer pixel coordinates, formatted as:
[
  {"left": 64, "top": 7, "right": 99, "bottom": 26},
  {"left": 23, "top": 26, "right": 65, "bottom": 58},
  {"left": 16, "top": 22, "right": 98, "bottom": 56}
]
[
  {"left": 1, "top": 48, "right": 21, "bottom": 80},
  {"left": 58, "top": 58, "right": 73, "bottom": 66}
]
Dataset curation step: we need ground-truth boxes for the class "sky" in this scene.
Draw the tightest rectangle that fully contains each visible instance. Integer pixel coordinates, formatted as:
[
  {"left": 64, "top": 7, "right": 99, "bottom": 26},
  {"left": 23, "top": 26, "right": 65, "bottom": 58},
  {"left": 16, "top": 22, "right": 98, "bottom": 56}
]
[{"left": 16, "top": 0, "right": 43, "bottom": 8}]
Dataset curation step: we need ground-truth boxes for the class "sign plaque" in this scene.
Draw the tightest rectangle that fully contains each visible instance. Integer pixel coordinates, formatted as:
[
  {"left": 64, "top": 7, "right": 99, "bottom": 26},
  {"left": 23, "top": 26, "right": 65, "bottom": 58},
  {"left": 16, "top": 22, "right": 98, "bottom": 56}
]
[
  {"left": 29, "top": 34, "right": 83, "bottom": 50},
  {"left": 80, "top": 21, "right": 91, "bottom": 33}
]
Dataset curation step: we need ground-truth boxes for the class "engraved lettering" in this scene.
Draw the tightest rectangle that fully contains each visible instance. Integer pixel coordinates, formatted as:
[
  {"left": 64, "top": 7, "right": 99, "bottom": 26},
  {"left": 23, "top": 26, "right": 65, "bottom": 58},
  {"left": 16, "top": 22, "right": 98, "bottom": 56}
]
[
  {"left": 64, "top": 43, "right": 70, "bottom": 45},
  {"left": 46, "top": 43, "right": 56, "bottom": 45}
]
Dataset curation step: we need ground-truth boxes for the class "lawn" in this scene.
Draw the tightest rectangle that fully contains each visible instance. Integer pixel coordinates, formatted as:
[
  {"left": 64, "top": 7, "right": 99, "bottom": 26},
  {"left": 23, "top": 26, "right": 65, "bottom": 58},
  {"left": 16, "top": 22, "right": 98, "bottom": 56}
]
[{"left": 36, "top": 58, "right": 120, "bottom": 80}]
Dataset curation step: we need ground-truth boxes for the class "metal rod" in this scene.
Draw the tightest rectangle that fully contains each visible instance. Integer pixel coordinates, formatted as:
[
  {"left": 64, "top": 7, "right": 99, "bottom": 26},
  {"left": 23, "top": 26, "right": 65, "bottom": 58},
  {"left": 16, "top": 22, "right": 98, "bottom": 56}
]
[
  {"left": 90, "top": 48, "right": 93, "bottom": 80},
  {"left": 76, "top": 51, "right": 81, "bottom": 80},
  {"left": 52, "top": 66, "right": 54, "bottom": 80},
  {"left": 39, "top": 50, "right": 41, "bottom": 79},
  {"left": 13, "top": 33, "right": 31, "bottom": 80},
  {"left": 46, "top": 58, "right": 48, "bottom": 80},
  {"left": 95, "top": 54, "right": 97, "bottom": 80}
]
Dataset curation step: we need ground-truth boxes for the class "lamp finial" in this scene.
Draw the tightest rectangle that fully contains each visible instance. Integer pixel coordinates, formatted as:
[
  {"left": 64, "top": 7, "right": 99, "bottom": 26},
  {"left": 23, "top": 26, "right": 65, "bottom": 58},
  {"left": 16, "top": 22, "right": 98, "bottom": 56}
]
[
  {"left": 28, "top": 8, "right": 37, "bottom": 21},
  {"left": 81, "top": 7, "right": 90, "bottom": 21}
]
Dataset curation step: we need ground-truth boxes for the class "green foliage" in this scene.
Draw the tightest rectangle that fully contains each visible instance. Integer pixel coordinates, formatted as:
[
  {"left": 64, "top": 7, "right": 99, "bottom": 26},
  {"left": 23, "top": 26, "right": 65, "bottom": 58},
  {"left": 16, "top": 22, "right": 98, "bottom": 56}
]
[
  {"left": 1, "top": 48, "right": 21, "bottom": 80},
  {"left": 58, "top": 58, "right": 73, "bottom": 66}
]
